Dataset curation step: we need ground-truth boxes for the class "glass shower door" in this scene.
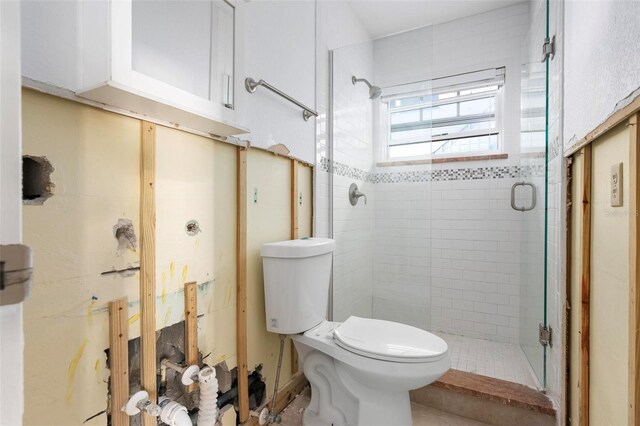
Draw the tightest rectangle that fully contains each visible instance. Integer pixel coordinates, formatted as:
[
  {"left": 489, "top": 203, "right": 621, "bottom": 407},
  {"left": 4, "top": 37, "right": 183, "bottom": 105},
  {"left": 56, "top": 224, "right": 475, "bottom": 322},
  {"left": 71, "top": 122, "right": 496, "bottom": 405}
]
[{"left": 518, "top": 0, "right": 549, "bottom": 387}]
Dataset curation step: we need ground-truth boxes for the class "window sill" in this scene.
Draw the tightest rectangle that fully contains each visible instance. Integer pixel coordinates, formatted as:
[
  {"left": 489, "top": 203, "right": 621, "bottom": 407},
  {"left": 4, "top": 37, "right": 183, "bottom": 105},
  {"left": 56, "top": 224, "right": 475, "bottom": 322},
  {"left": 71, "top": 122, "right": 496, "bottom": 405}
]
[{"left": 376, "top": 153, "right": 508, "bottom": 167}]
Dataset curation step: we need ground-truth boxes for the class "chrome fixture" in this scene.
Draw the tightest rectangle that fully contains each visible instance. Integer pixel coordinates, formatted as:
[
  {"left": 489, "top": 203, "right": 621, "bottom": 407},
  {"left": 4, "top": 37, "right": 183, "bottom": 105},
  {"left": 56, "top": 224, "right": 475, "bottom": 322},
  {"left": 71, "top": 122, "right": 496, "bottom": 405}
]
[
  {"left": 541, "top": 35, "right": 556, "bottom": 62},
  {"left": 349, "top": 183, "right": 367, "bottom": 206},
  {"left": 511, "top": 181, "right": 537, "bottom": 212},
  {"left": 245, "top": 77, "right": 319, "bottom": 121},
  {"left": 351, "top": 76, "right": 382, "bottom": 100}
]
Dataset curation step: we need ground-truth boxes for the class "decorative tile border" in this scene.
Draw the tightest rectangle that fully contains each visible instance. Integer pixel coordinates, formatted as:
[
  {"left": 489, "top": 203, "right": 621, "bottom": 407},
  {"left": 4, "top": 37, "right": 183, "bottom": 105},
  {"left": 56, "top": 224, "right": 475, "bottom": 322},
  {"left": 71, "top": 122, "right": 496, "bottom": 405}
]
[
  {"left": 319, "top": 157, "right": 545, "bottom": 184},
  {"left": 319, "top": 157, "right": 375, "bottom": 182}
]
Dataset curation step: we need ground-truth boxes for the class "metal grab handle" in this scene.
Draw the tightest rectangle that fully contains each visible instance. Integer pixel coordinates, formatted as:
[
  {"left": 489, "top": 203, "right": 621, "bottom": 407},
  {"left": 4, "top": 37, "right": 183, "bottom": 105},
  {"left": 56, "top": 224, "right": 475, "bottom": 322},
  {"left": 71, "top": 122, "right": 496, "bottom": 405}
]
[
  {"left": 245, "top": 77, "right": 319, "bottom": 121},
  {"left": 511, "top": 182, "right": 536, "bottom": 212}
]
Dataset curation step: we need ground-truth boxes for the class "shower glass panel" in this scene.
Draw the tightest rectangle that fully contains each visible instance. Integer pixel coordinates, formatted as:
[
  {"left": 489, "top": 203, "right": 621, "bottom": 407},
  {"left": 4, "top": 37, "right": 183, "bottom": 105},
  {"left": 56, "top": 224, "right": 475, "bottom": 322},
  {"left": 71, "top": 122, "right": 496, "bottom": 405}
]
[
  {"left": 519, "top": 0, "right": 549, "bottom": 387},
  {"left": 328, "top": 1, "right": 549, "bottom": 389}
]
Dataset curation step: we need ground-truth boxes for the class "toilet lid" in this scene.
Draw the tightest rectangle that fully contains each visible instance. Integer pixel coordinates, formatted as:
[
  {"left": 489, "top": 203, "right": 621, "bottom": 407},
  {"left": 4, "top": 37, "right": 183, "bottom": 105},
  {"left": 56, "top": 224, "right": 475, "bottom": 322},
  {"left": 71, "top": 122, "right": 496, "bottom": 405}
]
[{"left": 333, "top": 316, "right": 448, "bottom": 363}]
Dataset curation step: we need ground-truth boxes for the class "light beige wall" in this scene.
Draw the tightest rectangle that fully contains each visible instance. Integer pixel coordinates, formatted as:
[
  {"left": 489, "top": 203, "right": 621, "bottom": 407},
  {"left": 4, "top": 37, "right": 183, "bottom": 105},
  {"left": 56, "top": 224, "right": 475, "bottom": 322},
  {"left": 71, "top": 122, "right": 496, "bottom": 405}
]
[
  {"left": 22, "top": 91, "right": 312, "bottom": 424},
  {"left": 246, "top": 150, "right": 295, "bottom": 391},
  {"left": 155, "top": 125, "right": 238, "bottom": 366},
  {"left": 23, "top": 90, "right": 141, "bottom": 425},
  {"left": 298, "top": 162, "right": 313, "bottom": 239},
  {"left": 589, "top": 123, "right": 630, "bottom": 426}
]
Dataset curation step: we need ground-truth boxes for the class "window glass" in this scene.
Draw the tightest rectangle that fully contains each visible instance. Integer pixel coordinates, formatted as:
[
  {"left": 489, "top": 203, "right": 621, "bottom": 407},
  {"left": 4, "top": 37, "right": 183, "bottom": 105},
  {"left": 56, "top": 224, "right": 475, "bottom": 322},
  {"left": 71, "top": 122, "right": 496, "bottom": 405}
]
[{"left": 386, "top": 78, "right": 503, "bottom": 159}]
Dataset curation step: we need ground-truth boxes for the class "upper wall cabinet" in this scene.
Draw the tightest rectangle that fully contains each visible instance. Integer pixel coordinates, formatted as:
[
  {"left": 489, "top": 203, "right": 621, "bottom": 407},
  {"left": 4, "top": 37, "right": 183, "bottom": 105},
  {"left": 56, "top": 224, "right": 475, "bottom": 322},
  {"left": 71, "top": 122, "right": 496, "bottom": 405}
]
[{"left": 78, "top": 0, "right": 247, "bottom": 137}]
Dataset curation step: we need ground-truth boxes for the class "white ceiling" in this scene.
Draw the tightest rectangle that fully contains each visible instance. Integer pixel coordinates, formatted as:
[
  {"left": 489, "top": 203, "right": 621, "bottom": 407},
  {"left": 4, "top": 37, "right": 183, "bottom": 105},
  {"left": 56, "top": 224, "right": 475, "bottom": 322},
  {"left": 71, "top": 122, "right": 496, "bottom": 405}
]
[{"left": 345, "top": 0, "right": 526, "bottom": 39}]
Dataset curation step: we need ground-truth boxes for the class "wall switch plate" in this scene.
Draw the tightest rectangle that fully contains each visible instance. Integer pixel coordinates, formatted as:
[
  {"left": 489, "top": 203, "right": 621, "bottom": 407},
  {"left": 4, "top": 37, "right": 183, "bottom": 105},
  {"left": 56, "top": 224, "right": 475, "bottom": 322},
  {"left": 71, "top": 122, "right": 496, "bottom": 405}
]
[
  {"left": 611, "top": 162, "right": 623, "bottom": 207},
  {"left": 253, "top": 188, "right": 258, "bottom": 204}
]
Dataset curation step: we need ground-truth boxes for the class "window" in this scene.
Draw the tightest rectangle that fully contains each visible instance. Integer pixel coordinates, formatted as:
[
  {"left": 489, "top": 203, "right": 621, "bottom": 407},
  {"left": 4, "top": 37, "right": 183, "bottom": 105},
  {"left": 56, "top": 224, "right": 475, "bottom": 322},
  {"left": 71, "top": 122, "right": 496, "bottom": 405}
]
[{"left": 383, "top": 68, "right": 505, "bottom": 159}]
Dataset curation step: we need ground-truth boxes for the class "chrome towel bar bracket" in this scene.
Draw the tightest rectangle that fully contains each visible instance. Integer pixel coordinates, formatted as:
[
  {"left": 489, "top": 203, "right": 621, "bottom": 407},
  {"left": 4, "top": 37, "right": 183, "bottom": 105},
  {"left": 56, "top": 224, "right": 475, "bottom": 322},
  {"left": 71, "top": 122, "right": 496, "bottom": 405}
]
[{"left": 245, "top": 77, "right": 319, "bottom": 121}]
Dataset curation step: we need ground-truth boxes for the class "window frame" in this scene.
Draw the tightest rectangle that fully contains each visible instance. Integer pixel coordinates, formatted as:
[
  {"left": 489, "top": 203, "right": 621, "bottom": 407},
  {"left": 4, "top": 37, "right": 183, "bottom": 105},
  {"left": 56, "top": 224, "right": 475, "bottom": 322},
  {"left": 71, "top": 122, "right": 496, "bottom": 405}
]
[{"left": 382, "top": 69, "right": 506, "bottom": 161}]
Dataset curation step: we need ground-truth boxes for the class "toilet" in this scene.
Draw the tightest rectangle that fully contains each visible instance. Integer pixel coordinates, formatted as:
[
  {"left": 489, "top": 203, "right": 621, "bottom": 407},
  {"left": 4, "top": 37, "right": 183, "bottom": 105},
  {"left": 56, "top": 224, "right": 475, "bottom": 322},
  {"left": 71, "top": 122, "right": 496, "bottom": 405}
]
[{"left": 261, "top": 238, "right": 450, "bottom": 426}]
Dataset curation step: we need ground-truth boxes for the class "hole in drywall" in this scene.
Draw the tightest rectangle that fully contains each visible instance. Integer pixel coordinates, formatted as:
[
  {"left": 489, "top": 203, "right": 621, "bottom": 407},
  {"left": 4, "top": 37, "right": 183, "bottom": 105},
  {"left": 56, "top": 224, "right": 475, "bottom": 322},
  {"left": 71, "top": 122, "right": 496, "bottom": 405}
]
[
  {"left": 22, "top": 156, "right": 54, "bottom": 205},
  {"left": 113, "top": 219, "right": 137, "bottom": 251},
  {"left": 185, "top": 220, "right": 201, "bottom": 236}
]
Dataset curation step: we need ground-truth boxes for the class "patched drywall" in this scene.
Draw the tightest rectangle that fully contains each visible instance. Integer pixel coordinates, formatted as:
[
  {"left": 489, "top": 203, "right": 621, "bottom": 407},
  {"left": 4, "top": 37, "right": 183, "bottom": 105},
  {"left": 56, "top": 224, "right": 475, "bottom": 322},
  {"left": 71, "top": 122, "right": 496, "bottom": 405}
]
[{"left": 564, "top": 1, "right": 640, "bottom": 151}]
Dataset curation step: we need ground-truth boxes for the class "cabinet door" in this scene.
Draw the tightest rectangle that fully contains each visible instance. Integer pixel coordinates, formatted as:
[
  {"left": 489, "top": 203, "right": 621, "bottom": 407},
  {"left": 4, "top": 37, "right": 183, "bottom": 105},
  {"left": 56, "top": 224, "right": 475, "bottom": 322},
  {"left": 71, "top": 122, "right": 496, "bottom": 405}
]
[{"left": 131, "top": 0, "right": 235, "bottom": 108}]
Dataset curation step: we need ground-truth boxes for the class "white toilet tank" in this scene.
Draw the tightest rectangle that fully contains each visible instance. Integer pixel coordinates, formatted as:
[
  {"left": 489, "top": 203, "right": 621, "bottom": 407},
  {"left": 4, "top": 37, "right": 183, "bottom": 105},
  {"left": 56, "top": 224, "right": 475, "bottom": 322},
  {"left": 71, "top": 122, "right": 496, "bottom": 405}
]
[{"left": 261, "top": 238, "right": 335, "bottom": 334}]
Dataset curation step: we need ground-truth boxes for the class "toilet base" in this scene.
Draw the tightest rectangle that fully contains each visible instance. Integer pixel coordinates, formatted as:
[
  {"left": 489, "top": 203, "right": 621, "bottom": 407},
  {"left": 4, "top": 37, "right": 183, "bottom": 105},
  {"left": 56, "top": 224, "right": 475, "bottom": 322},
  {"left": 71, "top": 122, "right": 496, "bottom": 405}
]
[{"left": 301, "top": 350, "right": 412, "bottom": 426}]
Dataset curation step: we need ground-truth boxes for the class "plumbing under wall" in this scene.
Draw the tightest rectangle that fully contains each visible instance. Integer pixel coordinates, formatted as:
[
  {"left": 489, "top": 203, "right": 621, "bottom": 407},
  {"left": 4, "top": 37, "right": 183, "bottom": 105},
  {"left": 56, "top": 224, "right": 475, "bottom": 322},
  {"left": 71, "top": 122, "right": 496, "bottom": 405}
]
[{"left": 124, "top": 361, "right": 219, "bottom": 426}]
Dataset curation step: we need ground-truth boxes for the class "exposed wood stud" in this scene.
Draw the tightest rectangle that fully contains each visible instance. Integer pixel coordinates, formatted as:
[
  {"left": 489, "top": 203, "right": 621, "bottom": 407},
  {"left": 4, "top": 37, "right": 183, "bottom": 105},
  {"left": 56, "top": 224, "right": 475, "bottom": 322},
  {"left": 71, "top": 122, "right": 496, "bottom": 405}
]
[
  {"left": 237, "top": 147, "right": 249, "bottom": 423},
  {"left": 290, "top": 159, "right": 299, "bottom": 375},
  {"left": 291, "top": 159, "right": 299, "bottom": 240},
  {"left": 140, "top": 121, "right": 157, "bottom": 426},
  {"left": 109, "top": 298, "right": 129, "bottom": 426},
  {"left": 580, "top": 144, "right": 592, "bottom": 426},
  {"left": 184, "top": 281, "right": 198, "bottom": 393},
  {"left": 565, "top": 156, "right": 574, "bottom": 426},
  {"left": 629, "top": 113, "right": 640, "bottom": 425}
]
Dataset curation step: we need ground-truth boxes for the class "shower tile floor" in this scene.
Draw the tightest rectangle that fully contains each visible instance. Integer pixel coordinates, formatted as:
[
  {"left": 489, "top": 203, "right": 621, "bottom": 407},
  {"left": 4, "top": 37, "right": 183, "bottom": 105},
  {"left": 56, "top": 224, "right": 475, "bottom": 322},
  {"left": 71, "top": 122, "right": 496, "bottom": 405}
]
[{"left": 435, "top": 332, "right": 540, "bottom": 389}]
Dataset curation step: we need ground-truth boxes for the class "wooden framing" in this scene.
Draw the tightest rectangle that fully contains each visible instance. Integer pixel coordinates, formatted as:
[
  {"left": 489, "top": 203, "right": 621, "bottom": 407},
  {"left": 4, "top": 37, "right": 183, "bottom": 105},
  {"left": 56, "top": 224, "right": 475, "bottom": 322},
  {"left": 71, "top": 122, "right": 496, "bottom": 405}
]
[
  {"left": 629, "top": 113, "right": 640, "bottom": 425},
  {"left": 579, "top": 144, "right": 592, "bottom": 426},
  {"left": 290, "top": 159, "right": 299, "bottom": 375},
  {"left": 140, "top": 121, "right": 157, "bottom": 426},
  {"left": 565, "top": 155, "right": 574, "bottom": 426},
  {"left": 291, "top": 159, "right": 299, "bottom": 240},
  {"left": 109, "top": 298, "right": 129, "bottom": 426},
  {"left": 567, "top": 95, "right": 640, "bottom": 157},
  {"left": 236, "top": 147, "right": 249, "bottom": 423},
  {"left": 184, "top": 281, "right": 198, "bottom": 393}
]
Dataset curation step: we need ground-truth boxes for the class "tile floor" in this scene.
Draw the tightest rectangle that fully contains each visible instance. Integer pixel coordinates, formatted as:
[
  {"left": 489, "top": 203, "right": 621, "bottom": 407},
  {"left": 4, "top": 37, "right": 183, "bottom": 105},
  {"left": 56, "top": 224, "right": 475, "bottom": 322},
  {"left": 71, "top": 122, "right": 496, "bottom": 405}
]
[
  {"left": 435, "top": 332, "right": 540, "bottom": 389},
  {"left": 279, "top": 388, "right": 490, "bottom": 426}
]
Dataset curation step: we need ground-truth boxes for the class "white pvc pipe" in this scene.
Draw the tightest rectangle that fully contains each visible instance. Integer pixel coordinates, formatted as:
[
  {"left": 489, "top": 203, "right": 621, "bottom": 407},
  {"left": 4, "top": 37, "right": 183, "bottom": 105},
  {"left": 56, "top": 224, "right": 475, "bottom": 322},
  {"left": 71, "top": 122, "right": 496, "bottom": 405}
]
[
  {"left": 197, "top": 367, "right": 219, "bottom": 426},
  {"left": 158, "top": 397, "right": 191, "bottom": 426}
]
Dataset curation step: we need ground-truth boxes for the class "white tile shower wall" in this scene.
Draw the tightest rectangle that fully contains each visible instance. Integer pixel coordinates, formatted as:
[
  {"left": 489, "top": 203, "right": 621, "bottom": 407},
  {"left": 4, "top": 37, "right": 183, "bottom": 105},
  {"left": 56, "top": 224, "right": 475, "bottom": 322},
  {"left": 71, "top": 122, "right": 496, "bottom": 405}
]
[
  {"left": 314, "top": 0, "right": 371, "bottom": 238},
  {"left": 333, "top": 174, "right": 374, "bottom": 321},
  {"left": 374, "top": 176, "right": 531, "bottom": 342},
  {"left": 330, "top": 41, "right": 375, "bottom": 321},
  {"left": 332, "top": 42, "right": 375, "bottom": 170},
  {"left": 373, "top": 182, "right": 431, "bottom": 329},
  {"left": 373, "top": 3, "right": 530, "bottom": 164}
]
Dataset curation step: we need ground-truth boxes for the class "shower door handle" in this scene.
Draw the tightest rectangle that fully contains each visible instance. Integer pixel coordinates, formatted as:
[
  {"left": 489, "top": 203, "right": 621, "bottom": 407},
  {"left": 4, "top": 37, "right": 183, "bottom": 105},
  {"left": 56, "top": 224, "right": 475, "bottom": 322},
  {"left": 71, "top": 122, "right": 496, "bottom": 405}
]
[{"left": 511, "top": 182, "right": 536, "bottom": 212}]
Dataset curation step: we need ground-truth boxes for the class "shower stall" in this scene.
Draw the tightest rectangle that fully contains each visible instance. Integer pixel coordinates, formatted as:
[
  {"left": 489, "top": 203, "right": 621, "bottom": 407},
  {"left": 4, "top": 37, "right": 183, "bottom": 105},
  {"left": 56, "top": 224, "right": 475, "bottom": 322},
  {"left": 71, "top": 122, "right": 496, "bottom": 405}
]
[{"left": 325, "top": 1, "right": 550, "bottom": 390}]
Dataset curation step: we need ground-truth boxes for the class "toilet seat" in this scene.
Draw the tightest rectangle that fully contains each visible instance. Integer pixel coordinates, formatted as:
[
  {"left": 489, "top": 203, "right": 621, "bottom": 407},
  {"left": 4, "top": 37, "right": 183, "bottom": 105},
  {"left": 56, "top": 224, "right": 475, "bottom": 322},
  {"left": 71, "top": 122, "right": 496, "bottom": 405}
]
[{"left": 333, "top": 316, "right": 447, "bottom": 363}]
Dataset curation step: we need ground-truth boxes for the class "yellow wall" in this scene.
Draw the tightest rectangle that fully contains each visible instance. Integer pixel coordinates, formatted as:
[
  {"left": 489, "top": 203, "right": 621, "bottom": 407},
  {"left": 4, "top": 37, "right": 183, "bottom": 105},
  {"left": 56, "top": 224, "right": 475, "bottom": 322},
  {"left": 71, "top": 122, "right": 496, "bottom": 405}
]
[
  {"left": 22, "top": 90, "right": 313, "bottom": 424},
  {"left": 23, "top": 90, "right": 141, "bottom": 425},
  {"left": 569, "top": 121, "right": 633, "bottom": 425},
  {"left": 590, "top": 123, "right": 630, "bottom": 426}
]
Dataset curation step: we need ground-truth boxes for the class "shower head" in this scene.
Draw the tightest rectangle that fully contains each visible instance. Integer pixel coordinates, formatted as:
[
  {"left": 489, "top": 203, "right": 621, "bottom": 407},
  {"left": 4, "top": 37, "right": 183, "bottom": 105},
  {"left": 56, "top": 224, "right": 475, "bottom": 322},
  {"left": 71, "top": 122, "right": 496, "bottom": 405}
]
[{"left": 352, "top": 76, "right": 382, "bottom": 100}]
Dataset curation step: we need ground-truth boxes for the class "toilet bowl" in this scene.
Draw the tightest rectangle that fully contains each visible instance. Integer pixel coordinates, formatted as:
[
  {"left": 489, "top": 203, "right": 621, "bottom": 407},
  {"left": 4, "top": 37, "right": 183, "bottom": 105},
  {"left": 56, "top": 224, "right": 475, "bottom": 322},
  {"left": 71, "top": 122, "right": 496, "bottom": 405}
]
[
  {"left": 292, "top": 318, "right": 449, "bottom": 426},
  {"left": 261, "top": 238, "right": 450, "bottom": 426}
]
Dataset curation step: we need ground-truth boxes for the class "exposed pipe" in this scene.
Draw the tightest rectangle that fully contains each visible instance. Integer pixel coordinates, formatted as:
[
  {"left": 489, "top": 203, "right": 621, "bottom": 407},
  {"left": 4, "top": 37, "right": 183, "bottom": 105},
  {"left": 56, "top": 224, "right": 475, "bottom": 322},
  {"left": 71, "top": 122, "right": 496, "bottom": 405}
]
[
  {"left": 254, "top": 334, "right": 286, "bottom": 425},
  {"left": 197, "top": 367, "right": 219, "bottom": 426},
  {"left": 216, "top": 371, "right": 263, "bottom": 408},
  {"left": 123, "top": 391, "right": 190, "bottom": 426},
  {"left": 158, "top": 397, "right": 191, "bottom": 426}
]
